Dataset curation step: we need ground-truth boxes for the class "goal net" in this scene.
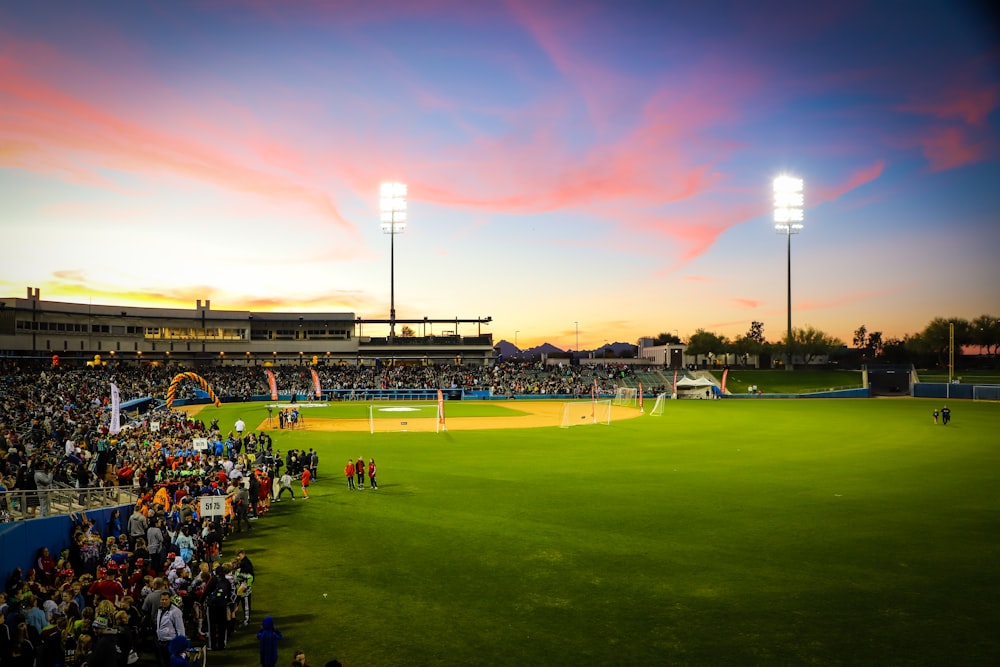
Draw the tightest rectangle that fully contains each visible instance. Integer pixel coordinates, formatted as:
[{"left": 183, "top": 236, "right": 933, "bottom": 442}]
[
  {"left": 369, "top": 404, "right": 442, "bottom": 433},
  {"left": 560, "top": 399, "right": 612, "bottom": 428},
  {"left": 649, "top": 393, "right": 669, "bottom": 416},
  {"left": 613, "top": 387, "right": 639, "bottom": 408},
  {"left": 973, "top": 385, "right": 1000, "bottom": 402}
]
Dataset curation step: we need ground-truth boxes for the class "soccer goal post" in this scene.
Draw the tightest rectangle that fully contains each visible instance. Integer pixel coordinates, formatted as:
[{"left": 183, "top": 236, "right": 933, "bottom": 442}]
[
  {"left": 973, "top": 385, "right": 1000, "bottom": 402},
  {"left": 560, "top": 399, "right": 612, "bottom": 428},
  {"left": 613, "top": 387, "right": 639, "bottom": 408},
  {"left": 649, "top": 392, "right": 669, "bottom": 416},
  {"left": 369, "top": 404, "right": 442, "bottom": 434}
]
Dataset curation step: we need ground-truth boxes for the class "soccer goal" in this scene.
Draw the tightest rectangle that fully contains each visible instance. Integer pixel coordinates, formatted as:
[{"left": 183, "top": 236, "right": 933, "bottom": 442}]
[
  {"left": 649, "top": 392, "right": 670, "bottom": 416},
  {"left": 369, "top": 404, "right": 443, "bottom": 433},
  {"left": 560, "top": 399, "right": 612, "bottom": 428},
  {"left": 973, "top": 385, "right": 1000, "bottom": 402},
  {"left": 613, "top": 387, "right": 639, "bottom": 408}
]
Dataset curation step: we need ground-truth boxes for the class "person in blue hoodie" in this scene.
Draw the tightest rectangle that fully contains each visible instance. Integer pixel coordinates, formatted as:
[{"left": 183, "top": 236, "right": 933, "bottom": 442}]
[
  {"left": 168, "top": 634, "right": 205, "bottom": 667},
  {"left": 257, "top": 615, "right": 283, "bottom": 667}
]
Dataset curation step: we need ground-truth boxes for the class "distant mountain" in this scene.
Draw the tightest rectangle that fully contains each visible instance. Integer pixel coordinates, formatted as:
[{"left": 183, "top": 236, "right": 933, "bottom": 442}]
[{"left": 495, "top": 340, "right": 637, "bottom": 360}]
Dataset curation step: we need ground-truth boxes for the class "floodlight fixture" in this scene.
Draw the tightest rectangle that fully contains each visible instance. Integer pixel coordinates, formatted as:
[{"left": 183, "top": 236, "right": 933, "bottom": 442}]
[
  {"left": 773, "top": 174, "right": 804, "bottom": 370},
  {"left": 379, "top": 181, "right": 407, "bottom": 339}
]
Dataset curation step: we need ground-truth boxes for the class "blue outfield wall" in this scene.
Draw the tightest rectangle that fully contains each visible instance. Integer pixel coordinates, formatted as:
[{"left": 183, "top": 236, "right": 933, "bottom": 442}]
[
  {"left": 0, "top": 504, "right": 134, "bottom": 578},
  {"left": 723, "top": 388, "right": 870, "bottom": 399},
  {"left": 913, "top": 383, "right": 976, "bottom": 400}
]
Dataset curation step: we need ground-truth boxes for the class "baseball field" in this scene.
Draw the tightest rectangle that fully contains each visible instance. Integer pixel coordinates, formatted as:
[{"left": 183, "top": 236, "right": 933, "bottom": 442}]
[{"left": 189, "top": 397, "right": 1000, "bottom": 666}]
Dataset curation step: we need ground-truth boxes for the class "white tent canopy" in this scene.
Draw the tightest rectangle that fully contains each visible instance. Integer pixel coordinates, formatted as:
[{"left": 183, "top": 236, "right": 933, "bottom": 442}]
[{"left": 675, "top": 377, "right": 715, "bottom": 388}]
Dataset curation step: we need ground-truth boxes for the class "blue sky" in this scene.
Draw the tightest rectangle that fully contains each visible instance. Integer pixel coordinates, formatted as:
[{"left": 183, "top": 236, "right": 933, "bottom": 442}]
[{"left": 1, "top": 0, "right": 998, "bottom": 349}]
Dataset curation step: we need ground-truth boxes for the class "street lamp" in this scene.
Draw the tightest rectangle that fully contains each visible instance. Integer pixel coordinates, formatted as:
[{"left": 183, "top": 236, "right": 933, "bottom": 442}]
[
  {"left": 515, "top": 330, "right": 520, "bottom": 347},
  {"left": 774, "top": 174, "right": 804, "bottom": 371},
  {"left": 380, "top": 181, "right": 407, "bottom": 340}
]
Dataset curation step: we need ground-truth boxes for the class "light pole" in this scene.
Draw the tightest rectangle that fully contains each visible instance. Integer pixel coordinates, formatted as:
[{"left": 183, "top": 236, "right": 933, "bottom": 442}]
[
  {"left": 515, "top": 330, "right": 520, "bottom": 347},
  {"left": 574, "top": 321, "right": 579, "bottom": 352},
  {"left": 773, "top": 174, "right": 804, "bottom": 371},
  {"left": 380, "top": 181, "right": 407, "bottom": 341}
]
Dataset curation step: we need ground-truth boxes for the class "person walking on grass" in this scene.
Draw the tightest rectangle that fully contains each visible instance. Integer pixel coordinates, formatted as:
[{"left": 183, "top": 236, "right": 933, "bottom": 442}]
[
  {"left": 368, "top": 458, "right": 378, "bottom": 490},
  {"left": 941, "top": 405, "right": 951, "bottom": 425},
  {"left": 355, "top": 455, "right": 365, "bottom": 489},
  {"left": 300, "top": 467, "right": 311, "bottom": 499},
  {"left": 257, "top": 615, "right": 283, "bottom": 667},
  {"left": 345, "top": 460, "right": 355, "bottom": 490}
]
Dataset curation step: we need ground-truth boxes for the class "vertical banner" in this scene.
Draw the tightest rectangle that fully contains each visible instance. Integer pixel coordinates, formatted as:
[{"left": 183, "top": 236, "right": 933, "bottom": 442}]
[
  {"left": 437, "top": 389, "right": 446, "bottom": 430},
  {"left": 721, "top": 368, "right": 729, "bottom": 395},
  {"left": 672, "top": 370, "right": 678, "bottom": 398},
  {"left": 266, "top": 369, "right": 278, "bottom": 401},
  {"left": 310, "top": 368, "right": 322, "bottom": 399},
  {"left": 638, "top": 382, "right": 644, "bottom": 413},
  {"left": 109, "top": 383, "right": 121, "bottom": 435},
  {"left": 592, "top": 379, "right": 598, "bottom": 419}
]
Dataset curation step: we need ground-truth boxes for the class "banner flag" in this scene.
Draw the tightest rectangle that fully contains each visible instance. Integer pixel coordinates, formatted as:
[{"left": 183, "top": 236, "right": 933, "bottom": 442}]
[
  {"left": 639, "top": 382, "right": 644, "bottom": 412},
  {"left": 266, "top": 369, "right": 278, "bottom": 401},
  {"left": 672, "top": 370, "right": 678, "bottom": 397},
  {"left": 310, "top": 368, "right": 322, "bottom": 399},
  {"left": 721, "top": 368, "right": 729, "bottom": 395},
  {"left": 437, "top": 389, "right": 446, "bottom": 430},
  {"left": 109, "top": 383, "right": 121, "bottom": 435}
]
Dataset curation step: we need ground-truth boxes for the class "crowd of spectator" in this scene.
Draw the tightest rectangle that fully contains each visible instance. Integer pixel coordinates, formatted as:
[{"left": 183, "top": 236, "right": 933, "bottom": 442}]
[
  {"left": 0, "top": 358, "right": 662, "bottom": 665},
  {"left": 0, "top": 360, "right": 330, "bottom": 665}
]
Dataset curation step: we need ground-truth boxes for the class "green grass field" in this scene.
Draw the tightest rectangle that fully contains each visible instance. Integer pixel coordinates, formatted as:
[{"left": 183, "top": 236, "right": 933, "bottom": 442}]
[{"left": 200, "top": 398, "right": 1000, "bottom": 666}]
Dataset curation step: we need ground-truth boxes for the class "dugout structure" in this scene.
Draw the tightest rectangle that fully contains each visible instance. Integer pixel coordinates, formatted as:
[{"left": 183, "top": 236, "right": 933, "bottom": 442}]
[
  {"left": 560, "top": 400, "right": 612, "bottom": 428},
  {"left": 866, "top": 364, "right": 913, "bottom": 397}
]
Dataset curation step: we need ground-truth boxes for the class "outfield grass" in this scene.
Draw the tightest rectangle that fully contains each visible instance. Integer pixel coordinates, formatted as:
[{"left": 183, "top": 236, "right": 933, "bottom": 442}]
[
  {"left": 201, "top": 398, "right": 1000, "bottom": 666},
  {"left": 720, "top": 369, "right": 863, "bottom": 394}
]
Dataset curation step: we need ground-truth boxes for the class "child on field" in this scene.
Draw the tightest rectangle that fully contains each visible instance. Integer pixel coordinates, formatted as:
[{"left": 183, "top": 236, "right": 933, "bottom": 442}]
[{"left": 257, "top": 615, "right": 283, "bottom": 667}]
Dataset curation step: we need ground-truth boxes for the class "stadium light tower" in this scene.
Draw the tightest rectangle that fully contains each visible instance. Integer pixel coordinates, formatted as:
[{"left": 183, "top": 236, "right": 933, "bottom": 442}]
[
  {"left": 380, "top": 181, "right": 407, "bottom": 340},
  {"left": 773, "top": 174, "right": 804, "bottom": 371}
]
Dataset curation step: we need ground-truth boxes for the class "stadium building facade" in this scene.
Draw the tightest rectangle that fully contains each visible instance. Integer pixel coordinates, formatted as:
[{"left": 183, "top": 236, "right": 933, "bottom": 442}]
[{"left": 0, "top": 288, "right": 495, "bottom": 367}]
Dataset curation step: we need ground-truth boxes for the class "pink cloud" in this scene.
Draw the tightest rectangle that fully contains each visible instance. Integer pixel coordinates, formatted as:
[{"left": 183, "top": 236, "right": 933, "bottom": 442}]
[
  {"left": 913, "top": 126, "right": 992, "bottom": 173},
  {"left": 815, "top": 160, "right": 885, "bottom": 203},
  {"left": 730, "top": 298, "right": 763, "bottom": 310},
  {"left": 0, "top": 45, "right": 362, "bottom": 241},
  {"left": 899, "top": 82, "right": 1000, "bottom": 127}
]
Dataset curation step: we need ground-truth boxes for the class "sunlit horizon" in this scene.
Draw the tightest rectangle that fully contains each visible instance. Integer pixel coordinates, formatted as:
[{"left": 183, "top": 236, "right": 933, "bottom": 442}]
[{"left": 2, "top": 1, "right": 998, "bottom": 351}]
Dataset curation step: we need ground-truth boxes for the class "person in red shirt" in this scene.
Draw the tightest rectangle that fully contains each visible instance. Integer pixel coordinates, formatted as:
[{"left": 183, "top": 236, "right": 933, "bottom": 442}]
[
  {"left": 355, "top": 456, "right": 365, "bottom": 489},
  {"left": 368, "top": 458, "right": 378, "bottom": 490},
  {"left": 35, "top": 547, "right": 57, "bottom": 585},
  {"left": 344, "top": 460, "right": 356, "bottom": 490},
  {"left": 300, "top": 467, "right": 311, "bottom": 499},
  {"left": 88, "top": 566, "right": 125, "bottom": 604}
]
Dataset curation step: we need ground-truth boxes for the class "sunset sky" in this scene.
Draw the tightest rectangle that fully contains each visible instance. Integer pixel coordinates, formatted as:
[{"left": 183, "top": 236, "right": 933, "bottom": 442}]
[{"left": 2, "top": 0, "right": 998, "bottom": 351}]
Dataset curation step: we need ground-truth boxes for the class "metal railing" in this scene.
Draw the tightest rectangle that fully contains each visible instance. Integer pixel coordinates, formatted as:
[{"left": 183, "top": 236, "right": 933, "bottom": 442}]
[{"left": 0, "top": 484, "right": 140, "bottom": 523}]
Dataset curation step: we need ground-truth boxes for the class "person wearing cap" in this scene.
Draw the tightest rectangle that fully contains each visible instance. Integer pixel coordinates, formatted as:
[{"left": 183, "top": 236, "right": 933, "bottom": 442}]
[
  {"left": 90, "top": 614, "right": 121, "bottom": 665},
  {"left": 88, "top": 565, "right": 126, "bottom": 604},
  {"left": 155, "top": 590, "right": 186, "bottom": 667}
]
